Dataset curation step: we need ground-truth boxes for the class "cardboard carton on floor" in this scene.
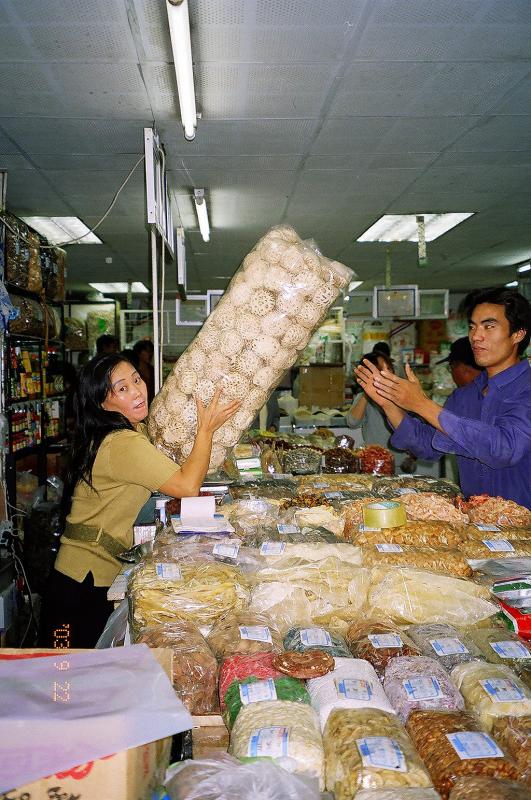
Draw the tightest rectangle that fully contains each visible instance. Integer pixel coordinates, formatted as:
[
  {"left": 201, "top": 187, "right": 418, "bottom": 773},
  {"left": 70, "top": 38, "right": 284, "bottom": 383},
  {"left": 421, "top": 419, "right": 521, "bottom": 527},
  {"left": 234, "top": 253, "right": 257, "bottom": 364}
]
[{"left": 0, "top": 648, "right": 174, "bottom": 800}]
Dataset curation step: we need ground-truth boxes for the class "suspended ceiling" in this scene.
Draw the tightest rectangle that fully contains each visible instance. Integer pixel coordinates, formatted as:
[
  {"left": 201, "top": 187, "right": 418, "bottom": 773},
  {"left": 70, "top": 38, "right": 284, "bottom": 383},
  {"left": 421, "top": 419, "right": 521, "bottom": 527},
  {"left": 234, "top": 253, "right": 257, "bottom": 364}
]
[{"left": 0, "top": 0, "right": 530, "bottom": 295}]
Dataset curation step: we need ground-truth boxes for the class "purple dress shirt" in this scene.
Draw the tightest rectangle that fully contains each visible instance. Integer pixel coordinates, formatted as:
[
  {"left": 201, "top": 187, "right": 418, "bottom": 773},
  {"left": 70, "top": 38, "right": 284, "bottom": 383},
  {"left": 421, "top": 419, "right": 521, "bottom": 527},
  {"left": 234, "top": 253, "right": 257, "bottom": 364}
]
[{"left": 391, "top": 359, "right": 531, "bottom": 508}]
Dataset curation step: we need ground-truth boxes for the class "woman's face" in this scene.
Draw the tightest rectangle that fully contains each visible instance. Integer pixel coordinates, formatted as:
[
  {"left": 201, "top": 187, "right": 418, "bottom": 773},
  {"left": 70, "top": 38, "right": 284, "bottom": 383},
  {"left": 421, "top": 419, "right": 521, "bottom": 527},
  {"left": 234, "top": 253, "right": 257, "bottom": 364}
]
[{"left": 101, "top": 361, "right": 148, "bottom": 425}]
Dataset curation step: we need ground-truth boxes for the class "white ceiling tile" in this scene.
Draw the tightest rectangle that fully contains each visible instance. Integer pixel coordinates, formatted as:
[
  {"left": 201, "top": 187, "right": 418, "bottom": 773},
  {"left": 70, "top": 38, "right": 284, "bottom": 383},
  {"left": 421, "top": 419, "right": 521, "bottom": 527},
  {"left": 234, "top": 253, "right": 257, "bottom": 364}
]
[
  {"left": 0, "top": 117, "right": 149, "bottom": 154},
  {"left": 255, "top": 0, "right": 362, "bottom": 26}
]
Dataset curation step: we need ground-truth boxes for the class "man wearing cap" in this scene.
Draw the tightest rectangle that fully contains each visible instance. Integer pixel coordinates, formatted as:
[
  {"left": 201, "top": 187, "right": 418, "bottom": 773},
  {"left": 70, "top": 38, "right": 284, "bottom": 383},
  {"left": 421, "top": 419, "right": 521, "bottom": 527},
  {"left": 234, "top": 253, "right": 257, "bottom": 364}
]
[
  {"left": 355, "top": 287, "right": 531, "bottom": 508},
  {"left": 437, "top": 337, "right": 481, "bottom": 388}
]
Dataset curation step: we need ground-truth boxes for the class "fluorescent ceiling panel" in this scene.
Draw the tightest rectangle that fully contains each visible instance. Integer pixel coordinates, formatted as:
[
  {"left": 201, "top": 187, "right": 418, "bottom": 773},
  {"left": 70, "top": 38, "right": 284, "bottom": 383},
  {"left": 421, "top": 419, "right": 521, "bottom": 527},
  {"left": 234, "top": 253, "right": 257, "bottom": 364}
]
[
  {"left": 22, "top": 216, "right": 103, "bottom": 245},
  {"left": 89, "top": 282, "right": 149, "bottom": 294},
  {"left": 357, "top": 213, "right": 474, "bottom": 242}
]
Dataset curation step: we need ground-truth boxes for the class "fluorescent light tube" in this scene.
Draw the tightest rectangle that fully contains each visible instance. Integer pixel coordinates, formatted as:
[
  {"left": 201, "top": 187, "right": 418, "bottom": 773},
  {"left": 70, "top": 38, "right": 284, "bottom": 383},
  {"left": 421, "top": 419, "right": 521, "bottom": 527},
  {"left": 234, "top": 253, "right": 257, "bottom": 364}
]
[
  {"left": 166, "top": 0, "right": 197, "bottom": 141},
  {"left": 505, "top": 281, "right": 518, "bottom": 288},
  {"left": 348, "top": 280, "right": 363, "bottom": 291},
  {"left": 194, "top": 189, "right": 210, "bottom": 242},
  {"left": 89, "top": 282, "right": 149, "bottom": 294},
  {"left": 22, "top": 216, "right": 102, "bottom": 245},
  {"left": 357, "top": 213, "right": 474, "bottom": 243},
  {"left": 517, "top": 263, "right": 531, "bottom": 274}
]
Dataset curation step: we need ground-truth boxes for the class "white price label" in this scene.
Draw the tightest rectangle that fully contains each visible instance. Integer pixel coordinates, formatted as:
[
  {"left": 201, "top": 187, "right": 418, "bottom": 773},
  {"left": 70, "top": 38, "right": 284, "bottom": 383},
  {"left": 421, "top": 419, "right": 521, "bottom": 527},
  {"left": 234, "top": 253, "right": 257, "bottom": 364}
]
[
  {"left": 403, "top": 676, "right": 445, "bottom": 701},
  {"left": 248, "top": 726, "right": 289, "bottom": 758},
  {"left": 447, "top": 732, "right": 504, "bottom": 760},
  {"left": 260, "top": 541, "right": 286, "bottom": 556},
  {"left": 313, "top": 482, "right": 330, "bottom": 489},
  {"left": 359, "top": 523, "right": 382, "bottom": 532},
  {"left": 356, "top": 737, "right": 407, "bottom": 772},
  {"left": 482, "top": 539, "right": 514, "bottom": 552},
  {"left": 336, "top": 678, "right": 373, "bottom": 701},
  {"left": 272, "top": 474, "right": 291, "bottom": 480},
  {"left": 480, "top": 678, "right": 525, "bottom": 703},
  {"left": 430, "top": 638, "right": 468, "bottom": 656},
  {"left": 324, "top": 491, "right": 343, "bottom": 499},
  {"left": 239, "top": 625, "right": 273, "bottom": 643},
  {"left": 396, "top": 488, "right": 418, "bottom": 495},
  {"left": 368, "top": 633, "right": 403, "bottom": 649},
  {"left": 490, "top": 640, "right": 530, "bottom": 659},
  {"left": 375, "top": 543, "right": 404, "bottom": 553},
  {"left": 237, "top": 457, "right": 262, "bottom": 471},
  {"left": 300, "top": 628, "right": 332, "bottom": 647},
  {"left": 213, "top": 542, "right": 240, "bottom": 559},
  {"left": 475, "top": 524, "right": 500, "bottom": 532},
  {"left": 277, "top": 524, "right": 300, "bottom": 534},
  {"left": 240, "top": 679, "right": 277, "bottom": 705},
  {"left": 155, "top": 562, "right": 182, "bottom": 581}
]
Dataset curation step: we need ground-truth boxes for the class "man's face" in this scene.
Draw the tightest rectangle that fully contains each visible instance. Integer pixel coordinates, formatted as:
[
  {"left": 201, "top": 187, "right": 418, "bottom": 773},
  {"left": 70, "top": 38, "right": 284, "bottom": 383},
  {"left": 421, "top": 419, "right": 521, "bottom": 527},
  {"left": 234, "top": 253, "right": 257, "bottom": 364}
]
[{"left": 468, "top": 302, "right": 524, "bottom": 374}]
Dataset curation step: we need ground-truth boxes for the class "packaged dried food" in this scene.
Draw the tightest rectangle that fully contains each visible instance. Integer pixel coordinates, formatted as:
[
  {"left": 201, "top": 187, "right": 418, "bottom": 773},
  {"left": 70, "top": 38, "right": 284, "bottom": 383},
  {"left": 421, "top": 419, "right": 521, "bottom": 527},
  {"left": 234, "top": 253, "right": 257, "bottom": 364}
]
[
  {"left": 356, "top": 520, "right": 465, "bottom": 549},
  {"left": 368, "top": 567, "right": 497, "bottom": 626},
  {"left": 358, "top": 445, "right": 395, "bottom": 476},
  {"left": 322, "top": 447, "right": 358, "bottom": 474},
  {"left": 229, "top": 699, "right": 324, "bottom": 789},
  {"left": 384, "top": 655, "right": 465, "bottom": 722},
  {"left": 64, "top": 316, "right": 88, "bottom": 350},
  {"left": 468, "top": 628, "right": 531, "bottom": 675},
  {"left": 492, "top": 715, "right": 531, "bottom": 786},
  {"left": 308, "top": 656, "right": 394, "bottom": 729},
  {"left": 451, "top": 660, "right": 531, "bottom": 732},
  {"left": 153, "top": 538, "right": 264, "bottom": 573},
  {"left": 5, "top": 214, "right": 30, "bottom": 289},
  {"left": 406, "top": 710, "right": 519, "bottom": 799},
  {"left": 284, "top": 626, "right": 352, "bottom": 658},
  {"left": 273, "top": 650, "right": 335, "bottom": 679},
  {"left": 298, "top": 473, "right": 374, "bottom": 492},
  {"left": 128, "top": 558, "right": 249, "bottom": 637},
  {"left": 374, "top": 476, "right": 461, "bottom": 499},
  {"left": 292, "top": 505, "right": 346, "bottom": 537},
  {"left": 356, "top": 791, "right": 440, "bottom": 800},
  {"left": 361, "top": 544, "right": 472, "bottom": 578},
  {"left": 262, "top": 541, "right": 361, "bottom": 566},
  {"left": 45, "top": 246, "right": 66, "bottom": 301},
  {"left": 26, "top": 230, "right": 43, "bottom": 292},
  {"left": 224, "top": 675, "right": 310, "bottom": 729},
  {"left": 459, "top": 524, "right": 530, "bottom": 541},
  {"left": 459, "top": 539, "right": 531, "bottom": 561},
  {"left": 281, "top": 491, "right": 333, "bottom": 510},
  {"left": 219, "top": 652, "right": 284, "bottom": 710},
  {"left": 241, "top": 525, "right": 340, "bottom": 548},
  {"left": 343, "top": 498, "right": 382, "bottom": 539},
  {"left": 135, "top": 621, "right": 218, "bottom": 714},
  {"left": 283, "top": 447, "right": 323, "bottom": 474},
  {"left": 324, "top": 708, "right": 432, "bottom": 799},
  {"left": 9, "top": 294, "right": 45, "bottom": 337},
  {"left": 148, "top": 226, "right": 352, "bottom": 471},
  {"left": 346, "top": 620, "right": 421, "bottom": 678},
  {"left": 407, "top": 623, "right": 483, "bottom": 671},
  {"left": 207, "top": 612, "right": 283, "bottom": 659},
  {"left": 458, "top": 496, "right": 531, "bottom": 529},
  {"left": 448, "top": 776, "right": 531, "bottom": 800},
  {"left": 400, "top": 493, "right": 469, "bottom": 525}
]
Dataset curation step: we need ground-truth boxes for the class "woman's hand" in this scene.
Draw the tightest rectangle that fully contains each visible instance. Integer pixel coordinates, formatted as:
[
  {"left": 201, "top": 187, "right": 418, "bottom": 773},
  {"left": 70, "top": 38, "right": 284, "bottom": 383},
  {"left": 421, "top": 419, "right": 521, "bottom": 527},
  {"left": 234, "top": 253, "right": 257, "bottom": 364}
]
[
  {"left": 372, "top": 362, "right": 426, "bottom": 412},
  {"left": 195, "top": 388, "right": 241, "bottom": 436}
]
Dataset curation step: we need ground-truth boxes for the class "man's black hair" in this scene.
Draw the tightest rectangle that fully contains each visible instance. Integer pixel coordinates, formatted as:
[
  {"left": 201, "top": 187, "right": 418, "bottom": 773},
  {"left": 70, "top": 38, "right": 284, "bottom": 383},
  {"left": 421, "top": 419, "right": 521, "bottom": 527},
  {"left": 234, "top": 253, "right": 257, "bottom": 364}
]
[{"left": 460, "top": 286, "right": 531, "bottom": 356}]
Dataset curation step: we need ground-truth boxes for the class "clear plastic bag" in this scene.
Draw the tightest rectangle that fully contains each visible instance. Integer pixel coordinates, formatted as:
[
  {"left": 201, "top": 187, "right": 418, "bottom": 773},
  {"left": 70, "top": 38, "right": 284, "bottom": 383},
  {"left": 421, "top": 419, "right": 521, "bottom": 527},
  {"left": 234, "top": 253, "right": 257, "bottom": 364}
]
[
  {"left": 459, "top": 539, "right": 531, "bottom": 561},
  {"left": 468, "top": 628, "right": 531, "bottom": 678},
  {"left": 9, "top": 294, "right": 45, "bottom": 337},
  {"left": 356, "top": 520, "right": 465, "bottom": 549},
  {"left": 345, "top": 620, "right": 422, "bottom": 678},
  {"left": 223, "top": 675, "right": 310, "bottom": 729},
  {"left": 407, "top": 622, "right": 483, "bottom": 671},
  {"left": 356, "top": 791, "right": 440, "bottom": 800},
  {"left": 219, "top": 652, "right": 284, "bottom": 710},
  {"left": 398, "top": 492, "right": 469, "bottom": 525},
  {"left": 451, "top": 660, "right": 531, "bottom": 732},
  {"left": 323, "top": 708, "right": 432, "bottom": 799},
  {"left": 264, "top": 542, "right": 361, "bottom": 566},
  {"left": 283, "top": 626, "right": 352, "bottom": 658},
  {"left": 207, "top": 612, "right": 283, "bottom": 659},
  {"left": 358, "top": 444, "right": 395, "bottom": 476},
  {"left": 383, "top": 655, "right": 465, "bottom": 722},
  {"left": 148, "top": 226, "right": 352, "bottom": 470},
  {"left": 461, "top": 496, "right": 531, "bottom": 529},
  {"left": 448, "top": 776, "right": 531, "bottom": 800},
  {"left": 240, "top": 526, "right": 340, "bottom": 548},
  {"left": 152, "top": 538, "right": 264, "bottom": 573},
  {"left": 361, "top": 545, "right": 472, "bottom": 578},
  {"left": 283, "top": 447, "right": 323, "bottom": 474},
  {"left": 492, "top": 715, "right": 531, "bottom": 787}
]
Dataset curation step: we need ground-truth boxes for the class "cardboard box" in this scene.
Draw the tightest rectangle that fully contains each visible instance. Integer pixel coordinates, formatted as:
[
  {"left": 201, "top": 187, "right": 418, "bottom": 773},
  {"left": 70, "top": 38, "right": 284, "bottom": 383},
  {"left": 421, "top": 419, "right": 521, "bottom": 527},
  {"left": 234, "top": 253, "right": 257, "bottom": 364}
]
[
  {"left": 191, "top": 714, "right": 229, "bottom": 759},
  {"left": 0, "top": 648, "right": 173, "bottom": 800},
  {"left": 298, "top": 365, "right": 344, "bottom": 408}
]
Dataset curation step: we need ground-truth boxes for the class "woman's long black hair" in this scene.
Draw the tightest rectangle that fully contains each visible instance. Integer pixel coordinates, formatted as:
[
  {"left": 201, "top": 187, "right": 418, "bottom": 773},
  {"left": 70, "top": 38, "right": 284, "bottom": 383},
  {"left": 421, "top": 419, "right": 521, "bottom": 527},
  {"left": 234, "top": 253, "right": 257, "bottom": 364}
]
[{"left": 63, "top": 353, "right": 136, "bottom": 516}]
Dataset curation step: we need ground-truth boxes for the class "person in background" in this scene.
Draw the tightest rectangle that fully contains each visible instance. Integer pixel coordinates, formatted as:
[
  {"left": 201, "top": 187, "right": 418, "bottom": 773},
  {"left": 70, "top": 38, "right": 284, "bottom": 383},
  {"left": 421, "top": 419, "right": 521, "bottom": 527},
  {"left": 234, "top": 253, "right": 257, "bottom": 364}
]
[
  {"left": 96, "top": 334, "right": 119, "bottom": 355},
  {"left": 437, "top": 336, "right": 481, "bottom": 388},
  {"left": 355, "top": 287, "right": 531, "bottom": 507},
  {"left": 372, "top": 341, "right": 392, "bottom": 359},
  {"left": 133, "top": 339, "right": 155, "bottom": 404}
]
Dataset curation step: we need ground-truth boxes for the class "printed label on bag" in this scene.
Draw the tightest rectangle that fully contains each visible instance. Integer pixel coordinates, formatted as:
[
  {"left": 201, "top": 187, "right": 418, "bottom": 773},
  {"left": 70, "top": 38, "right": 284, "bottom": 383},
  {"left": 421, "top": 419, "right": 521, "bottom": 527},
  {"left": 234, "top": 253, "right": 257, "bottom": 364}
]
[
  {"left": 314, "top": 482, "right": 329, "bottom": 489},
  {"left": 155, "top": 562, "right": 182, "bottom": 580},
  {"left": 403, "top": 676, "right": 445, "bottom": 701},
  {"left": 300, "top": 628, "right": 332, "bottom": 647},
  {"left": 272, "top": 474, "right": 291, "bottom": 480},
  {"left": 277, "top": 524, "right": 300, "bottom": 534},
  {"left": 396, "top": 488, "right": 418, "bottom": 495},
  {"left": 359, "top": 523, "right": 382, "bottom": 532},
  {"left": 368, "top": 633, "right": 403, "bottom": 649},
  {"left": 356, "top": 737, "right": 407, "bottom": 772},
  {"left": 239, "top": 625, "right": 273, "bottom": 643},
  {"left": 248, "top": 726, "right": 289, "bottom": 758},
  {"left": 447, "top": 732, "right": 504, "bottom": 760},
  {"left": 482, "top": 539, "right": 514, "bottom": 552},
  {"left": 375, "top": 543, "right": 404, "bottom": 553},
  {"left": 480, "top": 678, "right": 525, "bottom": 703},
  {"left": 490, "top": 640, "right": 530, "bottom": 659},
  {"left": 324, "top": 491, "right": 343, "bottom": 499},
  {"left": 213, "top": 542, "right": 240, "bottom": 559},
  {"left": 260, "top": 541, "right": 286, "bottom": 556},
  {"left": 336, "top": 678, "right": 373, "bottom": 701},
  {"left": 475, "top": 524, "right": 500, "bottom": 532},
  {"left": 240, "top": 679, "right": 277, "bottom": 705},
  {"left": 429, "top": 637, "right": 469, "bottom": 656}
]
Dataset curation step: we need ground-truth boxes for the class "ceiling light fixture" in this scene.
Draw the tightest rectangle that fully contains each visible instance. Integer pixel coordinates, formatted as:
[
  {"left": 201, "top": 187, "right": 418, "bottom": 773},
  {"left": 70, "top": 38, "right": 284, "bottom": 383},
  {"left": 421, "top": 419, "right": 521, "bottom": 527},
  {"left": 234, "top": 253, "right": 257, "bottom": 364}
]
[
  {"left": 348, "top": 280, "right": 364, "bottom": 291},
  {"left": 89, "top": 282, "right": 149, "bottom": 294},
  {"left": 357, "top": 213, "right": 474, "bottom": 243},
  {"left": 22, "top": 216, "right": 102, "bottom": 245},
  {"left": 194, "top": 189, "right": 210, "bottom": 242},
  {"left": 505, "top": 281, "right": 519, "bottom": 288},
  {"left": 166, "top": 0, "right": 197, "bottom": 141},
  {"left": 517, "top": 263, "right": 531, "bottom": 274}
]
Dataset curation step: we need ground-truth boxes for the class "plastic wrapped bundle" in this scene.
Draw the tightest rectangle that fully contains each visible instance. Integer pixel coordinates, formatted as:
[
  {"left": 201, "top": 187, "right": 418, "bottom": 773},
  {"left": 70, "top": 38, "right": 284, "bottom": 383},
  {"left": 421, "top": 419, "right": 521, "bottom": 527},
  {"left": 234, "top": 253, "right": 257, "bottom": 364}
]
[
  {"left": 9, "top": 295, "right": 45, "bottom": 337},
  {"left": 262, "top": 541, "right": 361, "bottom": 566},
  {"left": 135, "top": 621, "right": 218, "bottom": 714},
  {"left": 406, "top": 710, "right": 519, "bottom": 799},
  {"left": 368, "top": 567, "right": 497, "bottom": 626},
  {"left": 399, "top": 493, "right": 469, "bottom": 525},
  {"left": 322, "top": 447, "right": 358, "bottom": 474},
  {"left": 219, "top": 652, "right": 284, "bottom": 710},
  {"left": 223, "top": 675, "right": 310, "bottom": 729},
  {"left": 467, "top": 628, "right": 531, "bottom": 679},
  {"left": 5, "top": 214, "right": 30, "bottom": 288},
  {"left": 128, "top": 558, "right": 249, "bottom": 637},
  {"left": 358, "top": 445, "right": 395, "bottom": 476},
  {"left": 407, "top": 623, "right": 483, "bottom": 671},
  {"left": 451, "top": 661, "right": 531, "bottom": 732},
  {"left": 356, "top": 792, "right": 440, "bottom": 800},
  {"left": 148, "top": 226, "right": 352, "bottom": 471},
  {"left": 283, "top": 627, "right": 351, "bottom": 658},
  {"left": 308, "top": 656, "right": 394, "bottom": 730},
  {"left": 292, "top": 505, "right": 346, "bottom": 537},
  {"left": 343, "top": 498, "right": 383, "bottom": 539},
  {"left": 356, "top": 520, "right": 465, "bottom": 549},
  {"left": 361, "top": 544, "right": 472, "bottom": 578},
  {"left": 448, "top": 776, "right": 531, "bottom": 800},
  {"left": 324, "top": 708, "right": 432, "bottom": 799},
  {"left": 458, "top": 539, "right": 531, "bottom": 561},
  {"left": 346, "top": 620, "right": 421, "bottom": 678},
  {"left": 492, "top": 716, "right": 531, "bottom": 787},
  {"left": 460, "top": 496, "right": 531, "bottom": 529},
  {"left": 207, "top": 612, "right": 283, "bottom": 659},
  {"left": 152, "top": 538, "right": 264, "bottom": 573},
  {"left": 383, "top": 655, "right": 465, "bottom": 722},
  {"left": 229, "top": 700, "right": 324, "bottom": 789},
  {"left": 283, "top": 447, "right": 323, "bottom": 475},
  {"left": 240, "top": 526, "right": 340, "bottom": 548},
  {"left": 298, "top": 473, "right": 374, "bottom": 492}
]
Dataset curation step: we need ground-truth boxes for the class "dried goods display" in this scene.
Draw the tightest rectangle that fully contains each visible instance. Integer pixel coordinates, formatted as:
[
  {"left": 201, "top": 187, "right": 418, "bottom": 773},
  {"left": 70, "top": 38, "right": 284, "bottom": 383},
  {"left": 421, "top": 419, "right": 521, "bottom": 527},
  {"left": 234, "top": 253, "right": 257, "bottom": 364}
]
[
  {"left": 283, "top": 447, "right": 323, "bottom": 474},
  {"left": 323, "top": 708, "right": 432, "bottom": 799},
  {"left": 207, "top": 612, "right": 283, "bottom": 658},
  {"left": 283, "top": 626, "right": 352, "bottom": 658},
  {"left": 45, "top": 247, "right": 66, "bottom": 301},
  {"left": 458, "top": 539, "right": 531, "bottom": 561},
  {"left": 273, "top": 650, "right": 335, "bottom": 679},
  {"left": 322, "top": 446, "right": 358, "bottom": 473},
  {"left": 356, "top": 792, "right": 440, "bottom": 800},
  {"left": 229, "top": 699, "right": 325, "bottom": 789},
  {"left": 451, "top": 660, "right": 531, "bottom": 732},
  {"left": 383, "top": 655, "right": 465, "bottom": 722},
  {"left": 407, "top": 623, "right": 483, "bottom": 671},
  {"left": 292, "top": 505, "right": 346, "bottom": 537},
  {"left": 64, "top": 316, "right": 87, "bottom": 350},
  {"left": 492, "top": 716, "right": 531, "bottom": 786},
  {"left": 374, "top": 476, "right": 460, "bottom": 498},
  {"left": 356, "top": 520, "right": 465, "bottom": 548},
  {"left": 5, "top": 214, "right": 30, "bottom": 288},
  {"left": 406, "top": 710, "right": 518, "bottom": 799},
  {"left": 307, "top": 656, "right": 394, "bottom": 729},
  {"left": 153, "top": 538, "right": 264, "bottom": 572},
  {"left": 358, "top": 444, "right": 395, "bottom": 476},
  {"left": 299, "top": 473, "right": 375, "bottom": 491},
  {"left": 219, "top": 652, "right": 284, "bottom": 709},
  {"left": 458, "top": 525, "right": 530, "bottom": 541},
  {"left": 135, "top": 621, "right": 218, "bottom": 714},
  {"left": 9, "top": 295, "right": 45, "bottom": 337},
  {"left": 26, "top": 230, "right": 43, "bottom": 292},
  {"left": 147, "top": 225, "right": 352, "bottom": 470},
  {"left": 457, "top": 496, "right": 531, "bottom": 529},
  {"left": 343, "top": 498, "right": 380, "bottom": 538},
  {"left": 223, "top": 675, "right": 310, "bottom": 729},
  {"left": 448, "top": 776, "right": 531, "bottom": 800},
  {"left": 240, "top": 526, "right": 340, "bottom": 549},
  {"left": 361, "top": 544, "right": 472, "bottom": 578},
  {"left": 262, "top": 541, "right": 361, "bottom": 566},
  {"left": 399, "top": 493, "right": 470, "bottom": 525},
  {"left": 345, "top": 620, "right": 421, "bottom": 677},
  {"left": 280, "top": 491, "right": 333, "bottom": 510},
  {"left": 468, "top": 628, "right": 531, "bottom": 675}
]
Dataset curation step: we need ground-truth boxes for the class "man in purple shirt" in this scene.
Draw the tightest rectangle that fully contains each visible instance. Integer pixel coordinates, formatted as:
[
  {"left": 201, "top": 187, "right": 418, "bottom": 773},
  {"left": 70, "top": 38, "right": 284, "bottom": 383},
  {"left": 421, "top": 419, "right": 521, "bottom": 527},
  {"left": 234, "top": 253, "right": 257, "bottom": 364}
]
[{"left": 355, "top": 287, "right": 531, "bottom": 508}]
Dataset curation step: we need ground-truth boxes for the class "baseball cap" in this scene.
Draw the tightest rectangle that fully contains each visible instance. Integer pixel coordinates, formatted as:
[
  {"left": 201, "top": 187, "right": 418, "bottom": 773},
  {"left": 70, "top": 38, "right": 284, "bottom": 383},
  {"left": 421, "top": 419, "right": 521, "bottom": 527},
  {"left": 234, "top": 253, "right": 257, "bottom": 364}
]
[{"left": 436, "top": 337, "right": 478, "bottom": 368}]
